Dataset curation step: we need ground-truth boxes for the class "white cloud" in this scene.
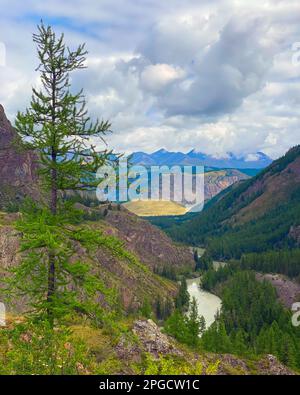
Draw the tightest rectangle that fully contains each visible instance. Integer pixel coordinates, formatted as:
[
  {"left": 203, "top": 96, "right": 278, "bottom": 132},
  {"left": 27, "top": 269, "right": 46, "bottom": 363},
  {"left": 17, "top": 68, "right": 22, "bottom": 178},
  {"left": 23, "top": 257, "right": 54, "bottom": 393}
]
[
  {"left": 0, "top": 0, "right": 299, "bottom": 159},
  {"left": 140, "top": 64, "right": 185, "bottom": 92}
]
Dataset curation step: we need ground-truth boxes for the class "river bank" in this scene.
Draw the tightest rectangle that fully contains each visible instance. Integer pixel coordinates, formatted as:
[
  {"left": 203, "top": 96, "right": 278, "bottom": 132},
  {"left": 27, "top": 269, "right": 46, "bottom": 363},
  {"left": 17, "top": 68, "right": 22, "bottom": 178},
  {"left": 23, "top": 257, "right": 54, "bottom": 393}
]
[{"left": 186, "top": 276, "right": 222, "bottom": 328}]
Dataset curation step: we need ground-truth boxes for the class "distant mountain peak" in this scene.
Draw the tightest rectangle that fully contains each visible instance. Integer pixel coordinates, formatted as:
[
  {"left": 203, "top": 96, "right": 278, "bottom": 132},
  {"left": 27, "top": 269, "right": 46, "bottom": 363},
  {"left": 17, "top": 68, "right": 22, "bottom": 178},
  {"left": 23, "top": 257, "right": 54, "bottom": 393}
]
[
  {"left": 153, "top": 148, "right": 168, "bottom": 154},
  {"left": 131, "top": 148, "right": 273, "bottom": 169}
]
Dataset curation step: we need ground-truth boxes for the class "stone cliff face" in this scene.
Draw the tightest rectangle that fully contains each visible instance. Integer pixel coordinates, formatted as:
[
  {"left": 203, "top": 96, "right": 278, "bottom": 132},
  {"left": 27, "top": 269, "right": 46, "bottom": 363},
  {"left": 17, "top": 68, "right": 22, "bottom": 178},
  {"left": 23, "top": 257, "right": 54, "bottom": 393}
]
[
  {"left": 204, "top": 169, "right": 249, "bottom": 201},
  {"left": 0, "top": 105, "right": 39, "bottom": 207},
  {"left": 115, "top": 319, "right": 295, "bottom": 375},
  {"left": 102, "top": 204, "right": 193, "bottom": 270}
]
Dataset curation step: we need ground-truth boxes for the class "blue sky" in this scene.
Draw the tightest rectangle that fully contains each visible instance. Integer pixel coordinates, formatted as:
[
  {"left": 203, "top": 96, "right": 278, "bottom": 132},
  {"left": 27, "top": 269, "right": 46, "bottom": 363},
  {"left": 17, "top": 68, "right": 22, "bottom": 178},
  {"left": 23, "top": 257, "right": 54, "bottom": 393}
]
[{"left": 0, "top": 0, "right": 300, "bottom": 159}]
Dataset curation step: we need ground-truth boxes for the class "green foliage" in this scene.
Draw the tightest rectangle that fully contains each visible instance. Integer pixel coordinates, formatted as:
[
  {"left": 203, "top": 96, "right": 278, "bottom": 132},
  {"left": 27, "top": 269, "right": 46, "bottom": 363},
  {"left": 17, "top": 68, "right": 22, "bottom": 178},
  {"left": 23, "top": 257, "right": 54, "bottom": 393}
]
[
  {"left": 4, "top": 23, "right": 117, "bottom": 326},
  {"left": 154, "top": 265, "right": 177, "bottom": 281},
  {"left": 164, "top": 310, "right": 189, "bottom": 344},
  {"left": 4, "top": 201, "right": 118, "bottom": 325},
  {"left": 4, "top": 201, "right": 21, "bottom": 213},
  {"left": 0, "top": 321, "right": 95, "bottom": 375},
  {"left": 155, "top": 297, "right": 173, "bottom": 320},
  {"left": 175, "top": 278, "right": 190, "bottom": 311},
  {"left": 164, "top": 299, "right": 206, "bottom": 347},
  {"left": 201, "top": 260, "right": 237, "bottom": 291},
  {"left": 140, "top": 298, "right": 152, "bottom": 319},
  {"left": 202, "top": 249, "right": 300, "bottom": 293},
  {"left": 141, "top": 353, "right": 218, "bottom": 375},
  {"left": 239, "top": 249, "right": 300, "bottom": 278},
  {"left": 201, "top": 271, "right": 300, "bottom": 369},
  {"left": 186, "top": 298, "right": 206, "bottom": 347},
  {"left": 195, "top": 253, "right": 213, "bottom": 272},
  {"left": 15, "top": 23, "right": 112, "bottom": 196}
]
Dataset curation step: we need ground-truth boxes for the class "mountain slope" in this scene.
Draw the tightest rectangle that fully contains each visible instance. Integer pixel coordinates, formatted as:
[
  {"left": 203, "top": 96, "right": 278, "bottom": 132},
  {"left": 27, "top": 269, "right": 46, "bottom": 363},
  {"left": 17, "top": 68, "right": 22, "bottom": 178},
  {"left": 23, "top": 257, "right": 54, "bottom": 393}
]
[
  {"left": 0, "top": 105, "right": 39, "bottom": 208},
  {"left": 0, "top": 204, "right": 194, "bottom": 313},
  {"left": 166, "top": 146, "right": 300, "bottom": 258}
]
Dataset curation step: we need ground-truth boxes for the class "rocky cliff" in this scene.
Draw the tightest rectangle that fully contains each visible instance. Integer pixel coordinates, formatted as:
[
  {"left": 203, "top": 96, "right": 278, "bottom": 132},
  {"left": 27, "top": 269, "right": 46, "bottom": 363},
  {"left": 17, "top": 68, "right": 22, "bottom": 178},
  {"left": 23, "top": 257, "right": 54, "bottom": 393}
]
[
  {"left": 204, "top": 169, "right": 249, "bottom": 201},
  {"left": 100, "top": 318, "right": 296, "bottom": 375},
  {"left": 0, "top": 105, "right": 39, "bottom": 207}
]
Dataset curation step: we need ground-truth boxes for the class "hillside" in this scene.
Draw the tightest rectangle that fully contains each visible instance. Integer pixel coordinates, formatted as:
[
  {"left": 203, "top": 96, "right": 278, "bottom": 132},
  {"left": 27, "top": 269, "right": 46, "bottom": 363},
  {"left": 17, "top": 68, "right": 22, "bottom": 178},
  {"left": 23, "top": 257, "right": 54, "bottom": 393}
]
[
  {"left": 0, "top": 204, "right": 194, "bottom": 314},
  {"left": 123, "top": 200, "right": 188, "bottom": 216},
  {"left": 164, "top": 146, "right": 300, "bottom": 259}
]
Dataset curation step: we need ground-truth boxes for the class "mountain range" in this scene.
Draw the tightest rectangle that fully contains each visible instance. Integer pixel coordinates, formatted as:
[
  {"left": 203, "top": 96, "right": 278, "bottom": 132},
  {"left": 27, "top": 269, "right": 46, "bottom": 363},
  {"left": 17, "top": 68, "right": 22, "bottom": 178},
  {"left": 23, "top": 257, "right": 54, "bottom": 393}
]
[
  {"left": 155, "top": 145, "right": 300, "bottom": 258},
  {"left": 131, "top": 149, "right": 273, "bottom": 169}
]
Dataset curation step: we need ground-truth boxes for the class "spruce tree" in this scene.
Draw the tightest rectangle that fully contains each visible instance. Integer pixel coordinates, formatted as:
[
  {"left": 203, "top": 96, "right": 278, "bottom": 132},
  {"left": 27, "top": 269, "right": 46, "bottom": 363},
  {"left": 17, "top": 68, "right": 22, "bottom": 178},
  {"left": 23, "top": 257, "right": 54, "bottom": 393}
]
[
  {"left": 175, "top": 278, "right": 190, "bottom": 311},
  {"left": 164, "top": 310, "right": 188, "bottom": 344},
  {"left": 140, "top": 298, "right": 152, "bottom": 319},
  {"left": 186, "top": 297, "right": 203, "bottom": 346},
  {"left": 6, "top": 23, "right": 115, "bottom": 326}
]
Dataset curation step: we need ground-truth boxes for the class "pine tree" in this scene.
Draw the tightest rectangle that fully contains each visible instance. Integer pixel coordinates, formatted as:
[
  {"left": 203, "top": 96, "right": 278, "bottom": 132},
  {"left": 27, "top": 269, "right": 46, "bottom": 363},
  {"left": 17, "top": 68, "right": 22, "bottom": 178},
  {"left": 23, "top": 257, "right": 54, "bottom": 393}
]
[
  {"left": 279, "top": 334, "right": 297, "bottom": 368},
  {"left": 164, "top": 310, "right": 188, "bottom": 344},
  {"left": 175, "top": 278, "right": 189, "bottom": 311},
  {"left": 6, "top": 23, "right": 115, "bottom": 326},
  {"left": 186, "top": 297, "right": 201, "bottom": 346},
  {"left": 140, "top": 298, "right": 152, "bottom": 319},
  {"left": 233, "top": 329, "right": 248, "bottom": 356}
]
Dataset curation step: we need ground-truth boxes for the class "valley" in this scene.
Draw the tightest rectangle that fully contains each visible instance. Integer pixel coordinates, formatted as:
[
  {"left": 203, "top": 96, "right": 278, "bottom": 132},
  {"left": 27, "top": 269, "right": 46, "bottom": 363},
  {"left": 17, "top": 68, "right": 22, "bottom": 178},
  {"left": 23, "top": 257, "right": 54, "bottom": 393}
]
[{"left": 0, "top": 17, "right": 299, "bottom": 377}]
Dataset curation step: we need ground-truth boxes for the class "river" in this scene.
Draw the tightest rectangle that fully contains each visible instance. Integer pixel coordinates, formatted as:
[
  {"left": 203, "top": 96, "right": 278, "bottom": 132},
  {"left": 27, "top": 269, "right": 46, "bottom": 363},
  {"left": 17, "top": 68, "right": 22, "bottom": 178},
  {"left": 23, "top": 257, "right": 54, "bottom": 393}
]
[{"left": 186, "top": 277, "right": 222, "bottom": 328}]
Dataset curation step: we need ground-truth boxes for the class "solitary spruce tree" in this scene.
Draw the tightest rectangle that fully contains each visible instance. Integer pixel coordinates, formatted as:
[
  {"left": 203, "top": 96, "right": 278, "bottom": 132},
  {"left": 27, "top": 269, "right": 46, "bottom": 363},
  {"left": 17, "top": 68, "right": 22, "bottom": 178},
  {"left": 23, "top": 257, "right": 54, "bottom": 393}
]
[{"left": 7, "top": 23, "right": 115, "bottom": 326}]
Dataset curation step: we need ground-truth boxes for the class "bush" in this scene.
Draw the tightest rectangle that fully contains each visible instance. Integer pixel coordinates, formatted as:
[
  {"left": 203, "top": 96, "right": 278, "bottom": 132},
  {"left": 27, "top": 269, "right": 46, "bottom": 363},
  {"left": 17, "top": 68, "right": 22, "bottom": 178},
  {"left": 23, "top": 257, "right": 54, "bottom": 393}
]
[{"left": 0, "top": 321, "right": 95, "bottom": 375}]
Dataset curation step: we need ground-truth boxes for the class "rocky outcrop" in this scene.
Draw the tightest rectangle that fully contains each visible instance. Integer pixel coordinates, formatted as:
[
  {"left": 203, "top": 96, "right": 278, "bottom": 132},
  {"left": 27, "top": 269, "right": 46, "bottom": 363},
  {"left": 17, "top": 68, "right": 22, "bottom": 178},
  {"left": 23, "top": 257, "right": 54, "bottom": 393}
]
[
  {"left": 101, "top": 203, "right": 194, "bottom": 271},
  {"left": 204, "top": 169, "right": 249, "bottom": 201},
  {"left": 256, "top": 273, "right": 300, "bottom": 309},
  {"left": 115, "top": 319, "right": 296, "bottom": 375},
  {"left": 257, "top": 354, "right": 295, "bottom": 375},
  {"left": 0, "top": 105, "right": 39, "bottom": 207},
  {"left": 115, "top": 319, "right": 183, "bottom": 363},
  {"left": 132, "top": 319, "right": 183, "bottom": 358}
]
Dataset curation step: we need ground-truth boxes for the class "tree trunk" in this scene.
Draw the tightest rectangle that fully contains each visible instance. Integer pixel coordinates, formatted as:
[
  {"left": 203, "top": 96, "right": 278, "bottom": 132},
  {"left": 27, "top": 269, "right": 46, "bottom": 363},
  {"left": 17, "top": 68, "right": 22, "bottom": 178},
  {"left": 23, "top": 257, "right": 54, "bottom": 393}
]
[
  {"left": 47, "top": 156, "right": 57, "bottom": 326},
  {"left": 47, "top": 162, "right": 57, "bottom": 327},
  {"left": 47, "top": 59, "right": 57, "bottom": 324}
]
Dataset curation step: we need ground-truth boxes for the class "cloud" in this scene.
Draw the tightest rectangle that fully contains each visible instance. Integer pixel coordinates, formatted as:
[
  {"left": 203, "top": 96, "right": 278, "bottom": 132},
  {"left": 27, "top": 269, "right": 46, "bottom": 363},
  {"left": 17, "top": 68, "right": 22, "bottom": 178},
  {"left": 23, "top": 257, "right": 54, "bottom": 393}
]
[
  {"left": 137, "top": 14, "right": 276, "bottom": 117},
  {"left": 140, "top": 64, "right": 185, "bottom": 93},
  {"left": 0, "top": 0, "right": 299, "bottom": 159}
]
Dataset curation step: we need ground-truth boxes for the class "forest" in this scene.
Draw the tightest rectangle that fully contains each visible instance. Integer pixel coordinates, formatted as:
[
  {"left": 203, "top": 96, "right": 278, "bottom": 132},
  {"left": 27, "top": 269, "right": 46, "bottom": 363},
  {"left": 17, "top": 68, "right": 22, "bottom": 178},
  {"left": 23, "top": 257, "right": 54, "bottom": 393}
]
[{"left": 201, "top": 272, "right": 300, "bottom": 370}]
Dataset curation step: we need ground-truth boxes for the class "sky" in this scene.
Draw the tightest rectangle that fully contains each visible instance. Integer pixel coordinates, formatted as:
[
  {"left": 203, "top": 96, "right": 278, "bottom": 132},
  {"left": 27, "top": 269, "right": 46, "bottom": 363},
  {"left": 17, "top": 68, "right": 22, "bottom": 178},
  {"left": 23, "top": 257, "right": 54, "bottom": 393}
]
[{"left": 0, "top": 0, "right": 300, "bottom": 159}]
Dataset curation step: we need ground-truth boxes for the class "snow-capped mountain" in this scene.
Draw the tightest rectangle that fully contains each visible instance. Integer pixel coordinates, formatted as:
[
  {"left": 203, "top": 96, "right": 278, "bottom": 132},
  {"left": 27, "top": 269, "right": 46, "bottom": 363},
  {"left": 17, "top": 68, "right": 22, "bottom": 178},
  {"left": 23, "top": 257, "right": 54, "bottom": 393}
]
[{"left": 130, "top": 149, "right": 272, "bottom": 169}]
